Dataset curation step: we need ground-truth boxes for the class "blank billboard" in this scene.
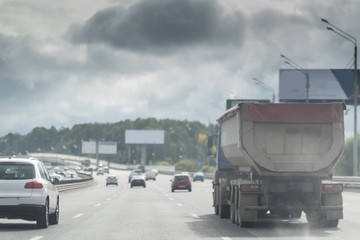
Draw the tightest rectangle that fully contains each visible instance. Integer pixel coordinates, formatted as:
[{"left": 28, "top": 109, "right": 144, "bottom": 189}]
[
  {"left": 81, "top": 141, "right": 117, "bottom": 154},
  {"left": 81, "top": 141, "right": 96, "bottom": 154},
  {"left": 279, "top": 69, "right": 360, "bottom": 104},
  {"left": 125, "top": 130, "right": 164, "bottom": 145},
  {"left": 99, "top": 142, "right": 117, "bottom": 154}
]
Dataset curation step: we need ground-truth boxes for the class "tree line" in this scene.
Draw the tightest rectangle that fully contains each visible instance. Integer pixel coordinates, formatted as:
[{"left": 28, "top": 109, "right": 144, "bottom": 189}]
[
  {"left": 0, "top": 118, "right": 218, "bottom": 171},
  {"left": 0, "top": 117, "right": 357, "bottom": 175}
]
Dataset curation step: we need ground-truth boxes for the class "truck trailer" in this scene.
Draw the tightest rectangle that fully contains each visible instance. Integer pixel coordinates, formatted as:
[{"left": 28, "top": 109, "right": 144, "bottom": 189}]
[{"left": 212, "top": 102, "right": 345, "bottom": 227}]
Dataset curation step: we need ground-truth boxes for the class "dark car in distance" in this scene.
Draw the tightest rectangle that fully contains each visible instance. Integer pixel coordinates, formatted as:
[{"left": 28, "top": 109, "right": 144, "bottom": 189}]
[
  {"left": 171, "top": 174, "right": 191, "bottom": 192},
  {"left": 192, "top": 172, "right": 204, "bottom": 182}
]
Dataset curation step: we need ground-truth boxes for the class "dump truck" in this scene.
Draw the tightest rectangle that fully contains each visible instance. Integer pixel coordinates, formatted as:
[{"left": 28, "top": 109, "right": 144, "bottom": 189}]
[{"left": 212, "top": 102, "right": 345, "bottom": 227}]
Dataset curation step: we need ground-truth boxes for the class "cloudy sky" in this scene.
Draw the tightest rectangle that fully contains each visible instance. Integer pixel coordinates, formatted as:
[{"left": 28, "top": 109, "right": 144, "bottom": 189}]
[{"left": 0, "top": 0, "right": 359, "bottom": 139}]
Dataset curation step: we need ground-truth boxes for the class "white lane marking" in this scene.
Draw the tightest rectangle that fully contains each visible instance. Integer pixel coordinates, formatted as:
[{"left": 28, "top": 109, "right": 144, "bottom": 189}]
[
  {"left": 106, "top": 198, "right": 111, "bottom": 201},
  {"left": 113, "top": 194, "right": 118, "bottom": 197},
  {"left": 72, "top": 213, "right": 84, "bottom": 219},
  {"left": 221, "top": 237, "right": 232, "bottom": 240},
  {"left": 30, "top": 237, "right": 44, "bottom": 240},
  {"left": 169, "top": 198, "right": 174, "bottom": 201},
  {"left": 191, "top": 213, "right": 199, "bottom": 219},
  {"left": 95, "top": 203, "right": 101, "bottom": 207},
  {"left": 177, "top": 203, "right": 183, "bottom": 207}
]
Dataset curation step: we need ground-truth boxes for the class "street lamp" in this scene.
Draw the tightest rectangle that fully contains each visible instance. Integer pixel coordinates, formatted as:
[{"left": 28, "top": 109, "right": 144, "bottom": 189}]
[
  {"left": 322, "top": 18, "right": 358, "bottom": 176},
  {"left": 280, "top": 54, "right": 310, "bottom": 103},
  {"left": 252, "top": 77, "right": 275, "bottom": 102}
]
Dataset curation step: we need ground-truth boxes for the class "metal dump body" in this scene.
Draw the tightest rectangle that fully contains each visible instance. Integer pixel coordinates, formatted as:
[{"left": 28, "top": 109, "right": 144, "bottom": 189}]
[{"left": 217, "top": 103, "right": 345, "bottom": 177}]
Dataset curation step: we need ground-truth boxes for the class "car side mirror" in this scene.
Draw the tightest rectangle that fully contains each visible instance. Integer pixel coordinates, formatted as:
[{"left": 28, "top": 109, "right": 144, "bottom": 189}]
[{"left": 51, "top": 177, "right": 60, "bottom": 185}]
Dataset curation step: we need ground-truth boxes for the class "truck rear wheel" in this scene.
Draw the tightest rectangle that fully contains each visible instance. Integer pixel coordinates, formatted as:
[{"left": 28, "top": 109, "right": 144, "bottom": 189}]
[
  {"left": 219, "top": 204, "right": 230, "bottom": 218},
  {"left": 306, "top": 211, "right": 326, "bottom": 227},
  {"left": 230, "top": 202, "right": 236, "bottom": 223},
  {"left": 326, "top": 219, "right": 339, "bottom": 228},
  {"left": 219, "top": 188, "right": 230, "bottom": 218},
  {"left": 214, "top": 205, "right": 219, "bottom": 215}
]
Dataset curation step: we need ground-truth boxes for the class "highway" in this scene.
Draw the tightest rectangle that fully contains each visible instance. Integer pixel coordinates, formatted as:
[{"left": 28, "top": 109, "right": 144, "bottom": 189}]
[{"left": 1, "top": 169, "right": 360, "bottom": 240}]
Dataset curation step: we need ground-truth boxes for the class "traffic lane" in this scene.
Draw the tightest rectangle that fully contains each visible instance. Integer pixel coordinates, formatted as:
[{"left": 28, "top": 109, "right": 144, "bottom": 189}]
[
  {"left": 0, "top": 169, "right": 359, "bottom": 240},
  {"left": 147, "top": 173, "right": 360, "bottom": 240},
  {"left": 47, "top": 174, "right": 203, "bottom": 240},
  {"left": 0, "top": 169, "right": 130, "bottom": 240}
]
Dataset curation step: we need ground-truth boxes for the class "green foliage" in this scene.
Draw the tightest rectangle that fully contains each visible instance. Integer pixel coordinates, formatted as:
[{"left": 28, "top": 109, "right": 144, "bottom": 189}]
[
  {"left": 335, "top": 136, "right": 359, "bottom": 176},
  {"left": 200, "top": 166, "right": 216, "bottom": 173},
  {"left": 154, "top": 161, "right": 170, "bottom": 166},
  {"left": 174, "top": 159, "right": 197, "bottom": 172},
  {"left": 0, "top": 118, "right": 218, "bottom": 166}
]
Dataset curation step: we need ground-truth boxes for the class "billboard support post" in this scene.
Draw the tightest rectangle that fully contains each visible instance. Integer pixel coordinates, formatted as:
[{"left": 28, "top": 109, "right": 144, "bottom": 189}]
[{"left": 125, "top": 130, "right": 165, "bottom": 166}]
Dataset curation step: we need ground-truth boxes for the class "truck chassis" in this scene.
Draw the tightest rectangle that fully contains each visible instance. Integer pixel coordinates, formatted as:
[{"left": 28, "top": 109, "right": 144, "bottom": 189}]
[{"left": 213, "top": 170, "right": 343, "bottom": 227}]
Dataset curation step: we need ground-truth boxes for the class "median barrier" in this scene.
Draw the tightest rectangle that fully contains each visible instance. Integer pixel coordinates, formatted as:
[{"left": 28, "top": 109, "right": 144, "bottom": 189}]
[{"left": 56, "top": 172, "right": 94, "bottom": 192}]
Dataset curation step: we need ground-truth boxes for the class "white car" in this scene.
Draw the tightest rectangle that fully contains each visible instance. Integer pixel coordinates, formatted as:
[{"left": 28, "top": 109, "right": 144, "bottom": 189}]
[{"left": 0, "top": 157, "right": 59, "bottom": 228}]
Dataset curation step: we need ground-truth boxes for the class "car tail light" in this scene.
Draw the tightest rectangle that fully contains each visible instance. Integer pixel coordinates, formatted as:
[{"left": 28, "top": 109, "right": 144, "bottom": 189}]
[
  {"left": 323, "top": 183, "right": 343, "bottom": 192},
  {"left": 25, "top": 181, "right": 43, "bottom": 189},
  {"left": 188, "top": 179, "right": 191, "bottom": 183},
  {"left": 240, "top": 184, "right": 260, "bottom": 192}
]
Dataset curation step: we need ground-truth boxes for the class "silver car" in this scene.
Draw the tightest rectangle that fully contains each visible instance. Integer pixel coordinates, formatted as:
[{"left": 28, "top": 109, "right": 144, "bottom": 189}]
[
  {"left": 106, "top": 175, "right": 118, "bottom": 186},
  {"left": 0, "top": 157, "right": 59, "bottom": 228}
]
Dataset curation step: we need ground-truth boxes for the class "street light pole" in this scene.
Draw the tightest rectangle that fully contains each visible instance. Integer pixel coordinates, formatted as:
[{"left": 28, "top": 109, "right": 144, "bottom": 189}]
[
  {"left": 252, "top": 77, "right": 275, "bottom": 102},
  {"left": 280, "top": 54, "right": 310, "bottom": 103},
  {"left": 322, "top": 18, "right": 358, "bottom": 176}
]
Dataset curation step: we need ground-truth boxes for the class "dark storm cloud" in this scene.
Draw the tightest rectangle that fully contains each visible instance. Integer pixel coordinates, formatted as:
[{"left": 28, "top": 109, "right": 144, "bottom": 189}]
[
  {"left": 0, "top": 34, "right": 64, "bottom": 105},
  {"left": 67, "top": 0, "right": 245, "bottom": 53},
  {"left": 249, "top": 8, "right": 312, "bottom": 43}
]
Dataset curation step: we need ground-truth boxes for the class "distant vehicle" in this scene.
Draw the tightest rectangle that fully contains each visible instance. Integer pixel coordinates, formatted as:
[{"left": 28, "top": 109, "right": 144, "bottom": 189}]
[
  {"left": 171, "top": 174, "right": 191, "bottom": 192},
  {"left": 128, "top": 169, "right": 142, "bottom": 183},
  {"left": 130, "top": 175, "right": 146, "bottom": 188},
  {"left": 65, "top": 170, "right": 78, "bottom": 179},
  {"left": 193, "top": 172, "right": 204, "bottom": 182},
  {"left": 106, "top": 175, "right": 118, "bottom": 186},
  {"left": 0, "top": 157, "right": 59, "bottom": 228},
  {"left": 82, "top": 159, "right": 91, "bottom": 167},
  {"left": 104, "top": 166, "right": 109, "bottom": 173},
  {"left": 151, "top": 169, "right": 158, "bottom": 176},
  {"left": 137, "top": 165, "right": 145, "bottom": 173},
  {"left": 145, "top": 170, "right": 156, "bottom": 181},
  {"left": 83, "top": 167, "right": 93, "bottom": 172},
  {"left": 97, "top": 168, "right": 104, "bottom": 175}
]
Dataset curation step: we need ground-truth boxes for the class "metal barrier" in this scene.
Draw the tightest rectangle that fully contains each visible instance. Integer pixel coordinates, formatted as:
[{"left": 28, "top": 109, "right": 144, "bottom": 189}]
[
  {"left": 56, "top": 179, "right": 94, "bottom": 192},
  {"left": 55, "top": 173, "right": 94, "bottom": 192}
]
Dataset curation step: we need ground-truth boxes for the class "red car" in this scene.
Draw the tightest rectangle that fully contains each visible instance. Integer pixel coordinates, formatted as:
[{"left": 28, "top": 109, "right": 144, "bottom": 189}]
[{"left": 170, "top": 174, "right": 191, "bottom": 192}]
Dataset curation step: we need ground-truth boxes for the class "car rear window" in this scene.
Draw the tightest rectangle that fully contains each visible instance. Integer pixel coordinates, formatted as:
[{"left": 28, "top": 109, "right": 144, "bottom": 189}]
[
  {"left": 0, "top": 163, "right": 35, "bottom": 180},
  {"left": 175, "top": 175, "right": 189, "bottom": 180}
]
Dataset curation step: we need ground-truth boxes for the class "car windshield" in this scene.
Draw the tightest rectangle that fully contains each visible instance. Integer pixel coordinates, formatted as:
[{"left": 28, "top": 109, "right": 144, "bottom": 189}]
[{"left": 0, "top": 163, "right": 35, "bottom": 180}]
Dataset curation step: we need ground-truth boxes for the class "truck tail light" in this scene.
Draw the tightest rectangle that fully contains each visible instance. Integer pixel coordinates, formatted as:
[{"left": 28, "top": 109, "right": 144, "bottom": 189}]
[
  {"left": 25, "top": 181, "right": 43, "bottom": 189},
  {"left": 323, "top": 183, "right": 343, "bottom": 192},
  {"left": 240, "top": 184, "right": 260, "bottom": 192}
]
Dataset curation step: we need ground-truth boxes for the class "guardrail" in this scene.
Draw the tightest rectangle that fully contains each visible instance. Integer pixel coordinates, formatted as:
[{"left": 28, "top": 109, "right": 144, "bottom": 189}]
[{"left": 55, "top": 173, "right": 94, "bottom": 192}]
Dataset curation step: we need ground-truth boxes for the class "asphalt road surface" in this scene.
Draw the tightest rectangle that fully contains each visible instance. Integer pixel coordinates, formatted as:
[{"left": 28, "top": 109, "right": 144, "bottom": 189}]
[{"left": 1, "top": 169, "right": 360, "bottom": 240}]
